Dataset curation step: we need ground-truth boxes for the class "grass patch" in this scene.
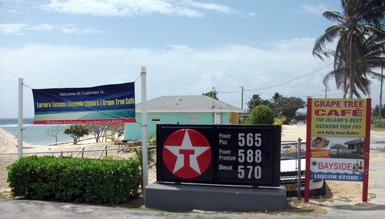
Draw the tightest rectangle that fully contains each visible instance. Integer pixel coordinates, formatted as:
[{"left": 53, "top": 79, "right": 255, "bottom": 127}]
[
  {"left": 273, "top": 199, "right": 327, "bottom": 216},
  {"left": 371, "top": 126, "right": 385, "bottom": 132}
]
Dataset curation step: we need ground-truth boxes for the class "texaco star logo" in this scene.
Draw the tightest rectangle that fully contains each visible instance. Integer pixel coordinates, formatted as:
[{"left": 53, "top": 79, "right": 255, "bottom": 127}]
[{"left": 162, "top": 129, "right": 211, "bottom": 179}]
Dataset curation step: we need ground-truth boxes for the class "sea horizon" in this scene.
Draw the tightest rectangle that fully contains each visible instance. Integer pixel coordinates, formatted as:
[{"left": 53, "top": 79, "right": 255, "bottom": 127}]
[{"left": 0, "top": 118, "right": 74, "bottom": 146}]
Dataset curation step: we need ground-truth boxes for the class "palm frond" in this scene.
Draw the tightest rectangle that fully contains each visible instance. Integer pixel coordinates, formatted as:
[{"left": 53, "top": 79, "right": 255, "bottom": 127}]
[{"left": 312, "top": 25, "right": 342, "bottom": 60}]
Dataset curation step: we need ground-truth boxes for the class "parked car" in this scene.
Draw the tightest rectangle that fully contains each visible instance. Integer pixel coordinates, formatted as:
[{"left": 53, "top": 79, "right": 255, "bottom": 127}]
[{"left": 280, "top": 149, "right": 326, "bottom": 196}]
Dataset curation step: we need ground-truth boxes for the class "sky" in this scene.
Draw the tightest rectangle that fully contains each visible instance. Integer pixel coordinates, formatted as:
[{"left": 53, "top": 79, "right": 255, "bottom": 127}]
[{"left": 0, "top": 0, "right": 383, "bottom": 118}]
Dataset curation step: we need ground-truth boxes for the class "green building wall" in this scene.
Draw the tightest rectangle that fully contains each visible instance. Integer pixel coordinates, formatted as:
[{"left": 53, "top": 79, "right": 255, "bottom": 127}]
[{"left": 124, "top": 112, "right": 233, "bottom": 141}]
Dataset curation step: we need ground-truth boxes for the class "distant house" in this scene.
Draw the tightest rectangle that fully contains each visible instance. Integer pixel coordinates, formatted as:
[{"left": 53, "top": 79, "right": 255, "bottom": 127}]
[
  {"left": 344, "top": 138, "right": 365, "bottom": 154},
  {"left": 330, "top": 144, "right": 346, "bottom": 154},
  {"left": 124, "top": 95, "right": 244, "bottom": 141}
]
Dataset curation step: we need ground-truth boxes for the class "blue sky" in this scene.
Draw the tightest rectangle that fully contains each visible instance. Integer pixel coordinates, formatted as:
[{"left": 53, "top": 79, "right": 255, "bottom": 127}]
[{"left": 0, "top": 0, "right": 383, "bottom": 118}]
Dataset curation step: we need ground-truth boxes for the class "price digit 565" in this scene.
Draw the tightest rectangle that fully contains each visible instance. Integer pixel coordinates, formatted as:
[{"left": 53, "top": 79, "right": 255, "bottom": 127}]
[{"left": 238, "top": 133, "right": 262, "bottom": 147}]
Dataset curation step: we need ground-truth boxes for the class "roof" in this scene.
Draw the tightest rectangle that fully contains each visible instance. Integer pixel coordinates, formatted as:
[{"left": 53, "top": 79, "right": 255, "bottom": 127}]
[
  {"left": 330, "top": 144, "right": 345, "bottom": 149},
  {"left": 135, "top": 95, "right": 244, "bottom": 113},
  {"left": 345, "top": 138, "right": 365, "bottom": 145}
]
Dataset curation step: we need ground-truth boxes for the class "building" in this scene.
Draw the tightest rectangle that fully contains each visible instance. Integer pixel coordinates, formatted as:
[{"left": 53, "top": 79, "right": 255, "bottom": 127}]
[{"left": 124, "top": 95, "right": 244, "bottom": 141}]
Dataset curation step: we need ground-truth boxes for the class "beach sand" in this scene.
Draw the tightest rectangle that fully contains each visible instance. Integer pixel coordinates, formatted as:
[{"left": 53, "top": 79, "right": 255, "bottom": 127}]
[
  {"left": 0, "top": 128, "right": 31, "bottom": 153},
  {"left": 0, "top": 127, "right": 117, "bottom": 153}
]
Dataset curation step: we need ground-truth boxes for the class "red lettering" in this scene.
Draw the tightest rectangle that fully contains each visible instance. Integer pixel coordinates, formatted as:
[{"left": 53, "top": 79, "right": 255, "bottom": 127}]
[
  {"left": 332, "top": 163, "right": 337, "bottom": 169},
  {"left": 340, "top": 110, "right": 352, "bottom": 116},
  {"left": 314, "top": 100, "right": 341, "bottom": 108},
  {"left": 315, "top": 109, "right": 326, "bottom": 116},
  {"left": 345, "top": 101, "right": 353, "bottom": 107},
  {"left": 331, "top": 101, "right": 340, "bottom": 107},
  {"left": 315, "top": 109, "right": 362, "bottom": 117},
  {"left": 343, "top": 100, "right": 364, "bottom": 108},
  {"left": 358, "top": 101, "right": 364, "bottom": 107},
  {"left": 317, "top": 162, "right": 353, "bottom": 171},
  {"left": 353, "top": 109, "right": 363, "bottom": 116},
  {"left": 328, "top": 110, "right": 340, "bottom": 116}
]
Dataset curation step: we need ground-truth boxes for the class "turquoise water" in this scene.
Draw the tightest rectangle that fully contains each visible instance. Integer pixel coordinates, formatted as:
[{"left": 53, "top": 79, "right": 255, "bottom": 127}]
[{"left": 0, "top": 118, "right": 73, "bottom": 146}]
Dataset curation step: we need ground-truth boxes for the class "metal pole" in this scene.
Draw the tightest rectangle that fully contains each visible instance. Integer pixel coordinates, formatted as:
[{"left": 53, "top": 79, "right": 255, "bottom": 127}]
[
  {"left": 18, "top": 78, "right": 23, "bottom": 159},
  {"left": 141, "top": 67, "right": 148, "bottom": 192},
  {"left": 379, "top": 68, "right": 383, "bottom": 124},
  {"left": 297, "top": 137, "right": 302, "bottom": 200}
]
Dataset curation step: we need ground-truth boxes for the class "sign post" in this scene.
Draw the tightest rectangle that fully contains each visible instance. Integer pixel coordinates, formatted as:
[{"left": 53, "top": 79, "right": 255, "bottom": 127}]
[
  {"left": 141, "top": 67, "right": 148, "bottom": 192},
  {"left": 18, "top": 78, "right": 23, "bottom": 159},
  {"left": 304, "top": 98, "right": 371, "bottom": 202}
]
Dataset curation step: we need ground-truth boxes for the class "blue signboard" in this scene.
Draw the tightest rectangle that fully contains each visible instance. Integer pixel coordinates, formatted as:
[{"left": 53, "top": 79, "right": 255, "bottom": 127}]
[{"left": 32, "top": 82, "right": 135, "bottom": 124}]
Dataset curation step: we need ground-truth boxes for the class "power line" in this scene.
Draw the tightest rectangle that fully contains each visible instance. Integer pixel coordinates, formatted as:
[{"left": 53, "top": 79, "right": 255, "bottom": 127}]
[
  {"left": 216, "top": 63, "right": 332, "bottom": 94},
  {"left": 245, "top": 63, "right": 332, "bottom": 92}
]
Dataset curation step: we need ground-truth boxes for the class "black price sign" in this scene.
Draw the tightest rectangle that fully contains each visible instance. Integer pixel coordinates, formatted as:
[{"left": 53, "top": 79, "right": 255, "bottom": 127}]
[
  {"left": 156, "top": 124, "right": 281, "bottom": 187},
  {"left": 216, "top": 127, "right": 280, "bottom": 185}
]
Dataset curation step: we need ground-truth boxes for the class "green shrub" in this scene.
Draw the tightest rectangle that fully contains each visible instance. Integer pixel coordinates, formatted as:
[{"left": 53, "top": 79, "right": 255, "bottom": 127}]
[
  {"left": 7, "top": 156, "right": 140, "bottom": 204},
  {"left": 274, "top": 116, "right": 287, "bottom": 125},
  {"left": 250, "top": 105, "right": 275, "bottom": 125},
  {"left": 374, "top": 123, "right": 385, "bottom": 128},
  {"left": 64, "top": 125, "right": 89, "bottom": 144}
]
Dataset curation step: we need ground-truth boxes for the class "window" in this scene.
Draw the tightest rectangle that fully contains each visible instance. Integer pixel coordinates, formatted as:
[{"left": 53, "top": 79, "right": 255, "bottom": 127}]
[
  {"left": 189, "top": 115, "right": 198, "bottom": 123},
  {"left": 152, "top": 116, "right": 160, "bottom": 122},
  {"left": 214, "top": 113, "right": 221, "bottom": 124}
]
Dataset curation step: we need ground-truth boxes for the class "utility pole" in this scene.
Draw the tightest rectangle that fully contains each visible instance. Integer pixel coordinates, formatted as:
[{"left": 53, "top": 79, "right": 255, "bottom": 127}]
[
  {"left": 322, "top": 86, "right": 329, "bottom": 98},
  {"left": 212, "top": 87, "right": 216, "bottom": 109},
  {"left": 240, "top": 86, "right": 244, "bottom": 110}
]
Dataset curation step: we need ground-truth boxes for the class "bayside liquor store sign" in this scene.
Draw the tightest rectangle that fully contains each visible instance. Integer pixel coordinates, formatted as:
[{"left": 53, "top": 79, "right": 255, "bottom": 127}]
[
  {"left": 305, "top": 98, "right": 371, "bottom": 202},
  {"left": 156, "top": 124, "right": 281, "bottom": 186}
]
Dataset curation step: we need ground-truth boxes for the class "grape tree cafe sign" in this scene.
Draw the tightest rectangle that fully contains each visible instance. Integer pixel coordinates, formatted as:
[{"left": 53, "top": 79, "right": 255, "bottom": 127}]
[
  {"left": 304, "top": 98, "right": 371, "bottom": 202},
  {"left": 32, "top": 82, "right": 135, "bottom": 124},
  {"left": 156, "top": 124, "right": 281, "bottom": 186}
]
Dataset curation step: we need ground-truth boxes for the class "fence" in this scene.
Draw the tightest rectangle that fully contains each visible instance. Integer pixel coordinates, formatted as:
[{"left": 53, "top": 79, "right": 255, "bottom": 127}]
[
  {"left": 0, "top": 145, "right": 157, "bottom": 193},
  {"left": 0, "top": 141, "right": 305, "bottom": 195},
  {"left": 280, "top": 140, "right": 306, "bottom": 197}
]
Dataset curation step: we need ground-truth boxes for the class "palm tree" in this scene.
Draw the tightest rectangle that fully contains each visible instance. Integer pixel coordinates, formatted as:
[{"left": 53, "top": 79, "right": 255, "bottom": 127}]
[
  {"left": 322, "top": 35, "right": 385, "bottom": 98},
  {"left": 313, "top": 0, "right": 385, "bottom": 98},
  {"left": 311, "top": 160, "right": 318, "bottom": 172}
]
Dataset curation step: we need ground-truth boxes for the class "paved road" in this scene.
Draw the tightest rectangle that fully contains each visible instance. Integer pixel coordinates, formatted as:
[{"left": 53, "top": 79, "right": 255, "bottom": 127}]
[
  {"left": 368, "top": 131, "right": 385, "bottom": 204},
  {"left": 1, "top": 131, "right": 384, "bottom": 218}
]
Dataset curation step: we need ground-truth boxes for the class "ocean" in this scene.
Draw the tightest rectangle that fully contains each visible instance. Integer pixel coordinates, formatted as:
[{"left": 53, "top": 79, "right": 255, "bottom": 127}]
[{"left": 0, "top": 118, "right": 74, "bottom": 146}]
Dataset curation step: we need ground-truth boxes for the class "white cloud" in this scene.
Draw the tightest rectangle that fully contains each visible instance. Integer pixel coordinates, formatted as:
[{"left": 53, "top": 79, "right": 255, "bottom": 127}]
[
  {"left": 0, "top": 23, "right": 26, "bottom": 35},
  {"left": 29, "top": 24, "right": 54, "bottom": 32},
  {"left": 0, "top": 23, "right": 103, "bottom": 35},
  {"left": 41, "top": 0, "right": 238, "bottom": 17},
  {"left": 296, "top": 4, "right": 328, "bottom": 17},
  {"left": 182, "top": 0, "right": 238, "bottom": 15},
  {"left": 196, "top": 71, "right": 225, "bottom": 91},
  {"left": 0, "top": 38, "right": 346, "bottom": 118}
]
